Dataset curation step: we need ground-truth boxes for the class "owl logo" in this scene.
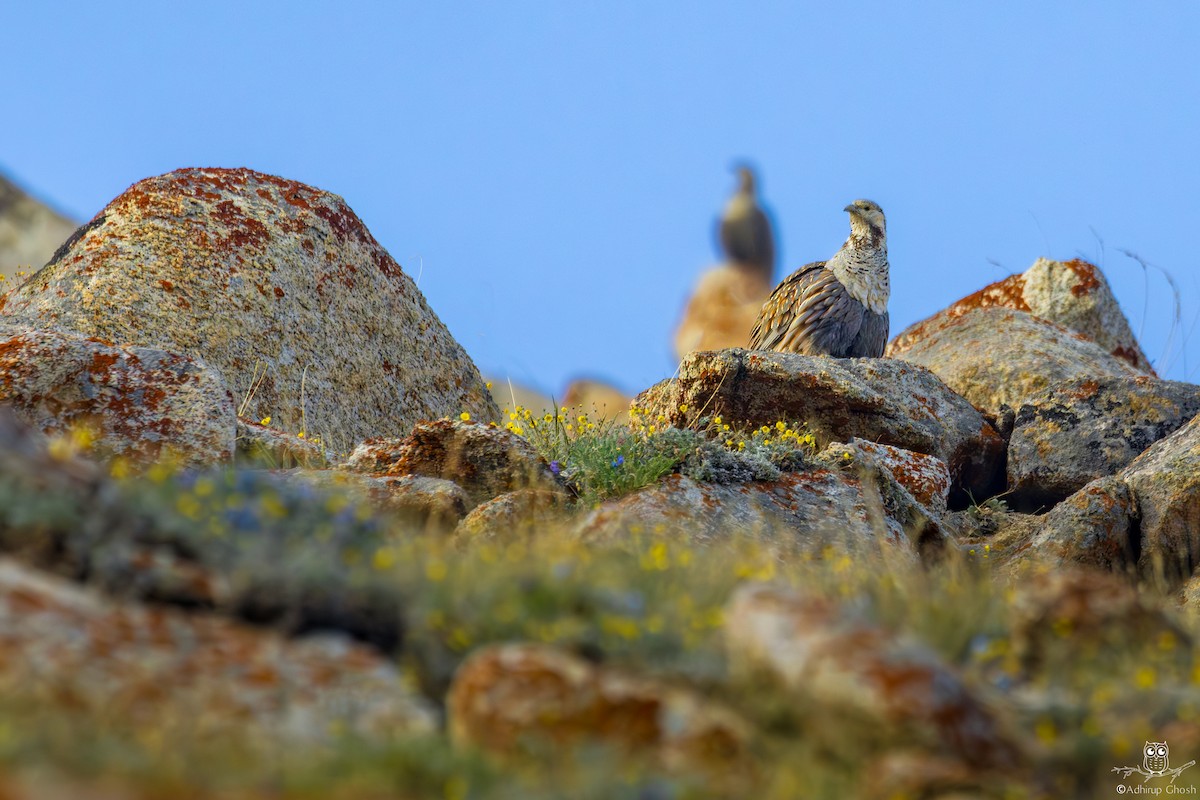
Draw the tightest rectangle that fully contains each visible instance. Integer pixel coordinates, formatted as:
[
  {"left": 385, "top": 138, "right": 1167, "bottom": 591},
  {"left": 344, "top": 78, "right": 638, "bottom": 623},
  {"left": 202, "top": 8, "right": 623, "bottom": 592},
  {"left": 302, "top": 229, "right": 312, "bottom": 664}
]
[
  {"left": 1144, "top": 741, "right": 1169, "bottom": 775},
  {"left": 1113, "top": 739, "right": 1195, "bottom": 783}
]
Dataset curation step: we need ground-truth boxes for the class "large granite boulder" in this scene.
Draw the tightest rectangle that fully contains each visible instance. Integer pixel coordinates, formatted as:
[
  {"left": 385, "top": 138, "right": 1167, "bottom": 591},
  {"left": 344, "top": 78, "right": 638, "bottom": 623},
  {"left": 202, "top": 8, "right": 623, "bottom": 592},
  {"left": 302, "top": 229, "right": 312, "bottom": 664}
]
[
  {"left": 889, "top": 257, "right": 1153, "bottom": 373},
  {"left": 634, "top": 349, "right": 1004, "bottom": 501},
  {"left": 0, "top": 323, "right": 235, "bottom": 464},
  {"left": 1007, "top": 376, "right": 1200, "bottom": 506},
  {"left": 0, "top": 167, "right": 497, "bottom": 446},
  {"left": 885, "top": 307, "right": 1140, "bottom": 415}
]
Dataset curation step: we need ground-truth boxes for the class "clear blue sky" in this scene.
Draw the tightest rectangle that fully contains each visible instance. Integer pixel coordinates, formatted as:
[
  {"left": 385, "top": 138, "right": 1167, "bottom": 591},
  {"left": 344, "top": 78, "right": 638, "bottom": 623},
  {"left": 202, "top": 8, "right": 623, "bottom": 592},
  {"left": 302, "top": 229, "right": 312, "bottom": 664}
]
[{"left": 3, "top": 3, "right": 1198, "bottom": 395}]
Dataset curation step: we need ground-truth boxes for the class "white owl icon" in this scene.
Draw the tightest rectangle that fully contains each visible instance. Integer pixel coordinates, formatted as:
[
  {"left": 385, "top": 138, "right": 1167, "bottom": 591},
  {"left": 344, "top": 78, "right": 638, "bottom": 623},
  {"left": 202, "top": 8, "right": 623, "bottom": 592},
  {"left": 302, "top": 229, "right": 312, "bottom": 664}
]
[{"left": 1144, "top": 741, "right": 1169, "bottom": 774}]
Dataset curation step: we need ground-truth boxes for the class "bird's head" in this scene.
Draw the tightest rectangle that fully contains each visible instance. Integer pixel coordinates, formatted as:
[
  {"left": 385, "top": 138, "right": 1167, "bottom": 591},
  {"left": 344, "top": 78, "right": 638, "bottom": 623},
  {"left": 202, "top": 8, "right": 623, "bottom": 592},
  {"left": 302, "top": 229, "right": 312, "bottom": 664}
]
[
  {"left": 731, "top": 163, "right": 758, "bottom": 195},
  {"left": 844, "top": 199, "right": 885, "bottom": 239}
]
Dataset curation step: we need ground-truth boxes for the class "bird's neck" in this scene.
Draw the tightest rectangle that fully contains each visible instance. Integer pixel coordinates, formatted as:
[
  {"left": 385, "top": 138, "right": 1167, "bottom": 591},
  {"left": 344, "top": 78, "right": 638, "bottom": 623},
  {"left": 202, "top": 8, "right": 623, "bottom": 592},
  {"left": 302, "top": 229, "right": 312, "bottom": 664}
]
[{"left": 827, "top": 234, "right": 889, "bottom": 314}]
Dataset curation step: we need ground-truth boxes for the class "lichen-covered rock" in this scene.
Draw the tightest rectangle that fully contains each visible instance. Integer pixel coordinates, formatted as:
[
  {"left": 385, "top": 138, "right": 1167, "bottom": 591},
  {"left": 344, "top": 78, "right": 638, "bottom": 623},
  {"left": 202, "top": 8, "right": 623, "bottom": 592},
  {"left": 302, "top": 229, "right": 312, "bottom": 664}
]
[
  {"left": 572, "top": 471, "right": 933, "bottom": 561},
  {"left": 1007, "top": 376, "right": 1200, "bottom": 506},
  {"left": 889, "top": 257, "right": 1153, "bottom": 373},
  {"left": 725, "top": 584, "right": 1020, "bottom": 770},
  {"left": 0, "top": 557, "right": 435, "bottom": 744},
  {"left": 1118, "top": 414, "right": 1200, "bottom": 581},
  {"left": 236, "top": 417, "right": 328, "bottom": 467},
  {"left": 673, "top": 265, "right": 771, "bottom": 359},
  {"left": 342, "top": 436, "right": 410, "bottom": 474},
  {"left": 837, "top": 438, "right": 951, "bottom": 515},
  {"left": 634, "top": 349, "right": 1004, "bottom": 501},
  {"left": 0, "top": 323, "right": 235, "bottom": 464},
  {"left": 386, "top": 419, "right": 565, "bottom": 509},
  {"left": 1008, "top": 568, "right": 1191, "bottom": 676},
  {"left": 447, "top": 643, "right": 755, "bottom": 783},
  {"left": 886, "top": 308, "right": 1140, "bottom": 415},
  {"left": 1010, "top": 476, "right": 1138, "bottom": 571},
  {"left": 1014, "top": 416, "right": 1200, "bottom": 584},
  {"left": 0, "top": 167, "right": 497, "bottom": 445},
  {"left": 453, "top": 489, "right": 572, "bottom": 541},
  {"left": 819, "top": 439, "right": 955, "bottom": 550}
]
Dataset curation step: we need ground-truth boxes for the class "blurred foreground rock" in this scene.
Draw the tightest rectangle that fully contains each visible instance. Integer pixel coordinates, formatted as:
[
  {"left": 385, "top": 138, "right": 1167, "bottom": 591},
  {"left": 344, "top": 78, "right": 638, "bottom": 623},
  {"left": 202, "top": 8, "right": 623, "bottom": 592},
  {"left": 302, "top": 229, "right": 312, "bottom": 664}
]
[
  {"left": 725, "top": 583, "right": 1021, "bottom": 770},
  {"left": 448, "top": 642, "right": 755, "bottom": 786},
  {"left": 0, "top": 557, "right": 435, "bottom": 743}
]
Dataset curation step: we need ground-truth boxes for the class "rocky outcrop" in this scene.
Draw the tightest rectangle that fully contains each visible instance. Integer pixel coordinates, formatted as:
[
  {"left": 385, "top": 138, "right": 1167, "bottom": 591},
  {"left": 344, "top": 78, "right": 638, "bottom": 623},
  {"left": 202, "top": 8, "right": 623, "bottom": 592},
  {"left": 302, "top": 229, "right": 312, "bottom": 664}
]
[
  {"left": 0, "top": 323, "right": 235, "bottom": 464},
  {"left": 889, "top": 257, "right": 1153, "bottom": 373},
  {"left": 0, "top": 557, "right": 435, "bottom": 743},
  {"left": 447, "top": 643, "right": 755, "bottom": 784},
  {"left": 1007, "top": 376, "right": 1200, "bottom": 506},
  {"left": 673, "top": 265, "right": 771, "bottom": 359},
  {"left": 725, "top": 583, "right": 1020, "bottom": 770},
  {"left": 0, "top": 167, "right": 497, "bottom": 446},
  {"left": 885, "top": 307, "right": 1140, "bottom": 414},
  {"left": 634, "top": 349, "right": 1004, "bottom": 500},
  {"left": 0, "top": 172, "right": 77, "bottom": 283}
]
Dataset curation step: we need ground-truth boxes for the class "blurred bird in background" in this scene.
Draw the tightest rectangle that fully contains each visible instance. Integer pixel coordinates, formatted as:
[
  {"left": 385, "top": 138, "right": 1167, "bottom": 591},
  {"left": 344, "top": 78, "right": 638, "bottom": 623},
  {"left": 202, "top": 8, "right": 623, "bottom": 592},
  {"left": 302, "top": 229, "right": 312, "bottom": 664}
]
[{"left": 673, "top": 164, "right": 777, "bottom": 360}]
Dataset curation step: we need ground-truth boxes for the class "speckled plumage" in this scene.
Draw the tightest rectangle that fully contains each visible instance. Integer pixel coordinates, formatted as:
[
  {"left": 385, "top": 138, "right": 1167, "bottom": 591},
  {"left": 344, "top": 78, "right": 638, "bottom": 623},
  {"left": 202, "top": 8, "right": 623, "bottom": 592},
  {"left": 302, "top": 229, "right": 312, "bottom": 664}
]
[{"left": 749, "top": 200, "right": 889, "bottom": 358}]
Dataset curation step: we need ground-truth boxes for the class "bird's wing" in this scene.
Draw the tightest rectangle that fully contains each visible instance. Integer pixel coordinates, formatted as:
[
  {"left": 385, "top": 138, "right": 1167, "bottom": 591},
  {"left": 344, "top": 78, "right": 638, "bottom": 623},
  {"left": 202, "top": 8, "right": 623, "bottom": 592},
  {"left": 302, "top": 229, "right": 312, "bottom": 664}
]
[
  {"left": 848, "top": 310, "right": 890, "bottom": 358},
  {"left": 749, "top": 262, "right": 865, "bottom": 355}
]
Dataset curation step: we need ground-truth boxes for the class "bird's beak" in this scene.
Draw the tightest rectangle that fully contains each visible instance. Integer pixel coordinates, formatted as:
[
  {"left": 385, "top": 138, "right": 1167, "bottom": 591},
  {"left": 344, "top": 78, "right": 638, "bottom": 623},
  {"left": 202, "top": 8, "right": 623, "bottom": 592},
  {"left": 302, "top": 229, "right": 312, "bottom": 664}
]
[{"left": 844, "top": 204, "right": 859, "bottom": 216}]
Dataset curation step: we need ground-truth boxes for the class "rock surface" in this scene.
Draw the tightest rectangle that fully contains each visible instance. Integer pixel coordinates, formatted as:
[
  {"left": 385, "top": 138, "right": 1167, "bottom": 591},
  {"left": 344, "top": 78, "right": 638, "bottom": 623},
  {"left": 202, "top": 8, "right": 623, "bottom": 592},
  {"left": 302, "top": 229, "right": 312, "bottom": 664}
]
[
  {"left": 1118, "top": 413, "right": 1200, "bottom": 581},
  {"left": 885, "top": 307, "right": 1140, "bottom": 414},
  {"left": 385, "top": 419, "right": 565, "bottom": 509},
  {"left": 447, "top": 642, "right": 754, "bottom": 782},
  {"left": 236, "top": 417, "right": 328, "bottom": 467},
  {"left": 673, "top": 265, "right": 771, "bottom": 359},
  {"left": 0, "top": 167, "right": 497, "bottom": 446},
  {"left": 0, "top": 172, "right": 77, "bottom": 283},
  {"left": 454, "top": 488, "right": 572, "bottom": 541},
  {"left": 573, "top": 471, "right": 932, "bottom": 561},
  {"left": 1013, "top": 414, "right": 1200, "bottom": 583},
  {"left": 1010, "top": 476, "right": 1139, "bottom": 570},
  {"left": 634, "top": 349, "right": 1004, "bottom": 500},
  {"left": 1007, "top": 376, "right": 1200, "bottom": 506},
  {"left": 725, "top": 583, "right": 1020, "bottom": 770},
  {"left": 0, "top": 557, "right": 435, "bottom": 743},
  {"left": 0, "top": 323, "right": 235, "bottom": 464},
  {"left": 889, "top": 257, "right": 1153, "bottom": 373}
]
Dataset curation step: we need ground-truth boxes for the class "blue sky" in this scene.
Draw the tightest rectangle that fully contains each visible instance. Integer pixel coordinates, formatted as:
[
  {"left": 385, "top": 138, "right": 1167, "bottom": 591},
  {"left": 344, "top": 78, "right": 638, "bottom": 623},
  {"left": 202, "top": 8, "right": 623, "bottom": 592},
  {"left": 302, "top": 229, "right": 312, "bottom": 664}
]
[{"left": 3, "top": 3, "right": 1198, "bottom": 395}]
